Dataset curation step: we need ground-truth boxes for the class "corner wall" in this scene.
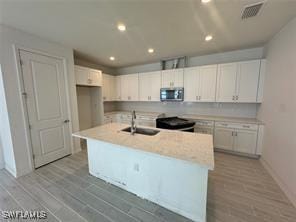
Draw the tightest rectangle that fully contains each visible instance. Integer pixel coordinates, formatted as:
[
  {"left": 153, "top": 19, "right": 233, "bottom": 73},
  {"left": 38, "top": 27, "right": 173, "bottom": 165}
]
[
  {"left": 0, "top": 24, "right": 80, "bottom": 177},
  {"left": 257, "top": 17, "right": 296, "bottom": 207}
]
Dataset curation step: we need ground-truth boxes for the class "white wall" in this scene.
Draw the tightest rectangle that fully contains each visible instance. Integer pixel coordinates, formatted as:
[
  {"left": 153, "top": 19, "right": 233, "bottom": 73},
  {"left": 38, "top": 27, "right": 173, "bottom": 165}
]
[
  {"left": 76, "top": 86, "right": 93, "bottom": 130},
  {"left": 257, "top": 17, "right": 296, "bottom": 207},
  {"left": 75, "top": 58, "right": 117, "bottom": 75},
  {"left": 115, "top": 102, "right": 258, "bottom": 118},
  {"left": 0, "top": 64, "right": 16, "bottom": 173},
  {"left": 0, "top": 137, "right": 3, "bottom": 169},
  {"left": 0, "top": 24, "right": 80, "bottom": 177},
  {"left": 117, "top": 47, "right": 264, "bottom": 74}
]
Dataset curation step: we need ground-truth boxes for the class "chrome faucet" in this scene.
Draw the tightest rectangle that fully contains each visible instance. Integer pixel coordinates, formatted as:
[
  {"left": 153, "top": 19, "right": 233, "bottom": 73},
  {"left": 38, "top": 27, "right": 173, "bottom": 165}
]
[{"left": 131, "top": 110, "right": 136, "bottom": 135}]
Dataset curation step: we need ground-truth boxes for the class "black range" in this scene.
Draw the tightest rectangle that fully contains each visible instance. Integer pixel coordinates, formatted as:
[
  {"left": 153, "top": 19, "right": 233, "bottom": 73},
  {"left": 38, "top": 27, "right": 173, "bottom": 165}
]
[{"left": 156, "top": 117, "right": 195, "bottom": 132}]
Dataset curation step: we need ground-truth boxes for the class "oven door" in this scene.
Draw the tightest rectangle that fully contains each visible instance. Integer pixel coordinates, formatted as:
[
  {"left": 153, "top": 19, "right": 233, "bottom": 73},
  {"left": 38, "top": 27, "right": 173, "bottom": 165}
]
[{"left": 160, "top": 88, "right": 184, "bottom": 101}]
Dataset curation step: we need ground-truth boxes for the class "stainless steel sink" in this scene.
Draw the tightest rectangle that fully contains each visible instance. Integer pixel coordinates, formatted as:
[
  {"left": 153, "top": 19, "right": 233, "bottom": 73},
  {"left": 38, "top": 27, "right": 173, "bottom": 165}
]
[{"left": 121, "top": 127, "right": 160, "bottom": 136}]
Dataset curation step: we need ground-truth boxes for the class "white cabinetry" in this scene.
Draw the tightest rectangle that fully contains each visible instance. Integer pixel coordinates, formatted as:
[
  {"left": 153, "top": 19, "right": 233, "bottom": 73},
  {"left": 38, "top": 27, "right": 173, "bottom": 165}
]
[
  {"left": 214, "top": 122, "right": 259, "bottom": 155},
  {"left": 75, "top": 65, "right": 102, "bottom": 87},
  {"left": 216, "top": 63, "right": 237, "bottom": 102},
  {"left": 184, "top": 65, "right": 217, "bottom": 102},
  {"left": 115, "top": 76, "right": 121, "bottom": 101},
  {"left": 214, "top": 127, "right": 234, "bottom": 151},
  {"left": 102, "top": 74, "right": 116, "bottom": 101},
  {"left": 120, "top": 74, "right": 139, "bottom": 101},
  {"left": 216, "top": 60, "right": 260, "bottom": 103},
  {"left": 161, "top": 69, "right": 184, "bottom": 88},
  {"left": 139, "top": 71, "right": 161, "bottom": 101},
  {"left": 194, "top": 120, "right": 214, "bottom": 135},
  {"left": 236, "top": 60, "right": 261, "bottom": 102}
]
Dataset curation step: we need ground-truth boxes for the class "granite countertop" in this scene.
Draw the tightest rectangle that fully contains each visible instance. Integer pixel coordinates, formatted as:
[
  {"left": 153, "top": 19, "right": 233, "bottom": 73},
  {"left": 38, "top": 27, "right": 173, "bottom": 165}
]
[
  {"left": 73, "top": 123, "right": 214, "bottom": 170},
  {"left": 180, "top": 114, "right": 263, "bottom": 125},
  {"left": 104, "top": 111, "right": 164, "bottom": 118}
]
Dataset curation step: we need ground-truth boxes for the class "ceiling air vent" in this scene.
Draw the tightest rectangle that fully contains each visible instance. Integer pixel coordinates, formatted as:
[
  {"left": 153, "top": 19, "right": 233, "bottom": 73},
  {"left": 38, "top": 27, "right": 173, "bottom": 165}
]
[{"left": 242, "top": 2, "right": 264, "bottom": 20}]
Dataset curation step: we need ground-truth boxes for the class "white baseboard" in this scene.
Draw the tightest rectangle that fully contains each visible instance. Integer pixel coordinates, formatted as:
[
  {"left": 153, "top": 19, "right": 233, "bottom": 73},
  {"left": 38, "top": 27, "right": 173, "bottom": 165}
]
[
  {"left": 260, "top": 158, "right": 296, "bottom": 208},
  {"left": 4, "top": 163, "right": 17, "bottom": 178}
]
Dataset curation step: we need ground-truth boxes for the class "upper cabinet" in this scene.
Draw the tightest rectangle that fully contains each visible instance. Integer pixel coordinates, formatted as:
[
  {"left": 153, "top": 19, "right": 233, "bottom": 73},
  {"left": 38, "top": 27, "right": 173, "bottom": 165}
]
[
  {"left": 75, "top": 65, "right": 102, "bottom": 87},
  {"left": 161, "top": 69, "right": 184, "bottom": 88},
  {"left": 236, "top": 60, "right": 261, "bottom": 102},
  {"left": 184, "top": 65, "right": 217, "bottom": 102},
  {"left": 115, "top": 76, "right": 121, "bottom": 101},
  {"left": 120, "top": 74, "right": 139, "bottom": 101},
  {"left": 216, "top": 60, "right": 261, "bottom": 103},
  {"left": 102, "top": 74, "right": 116, "bottom": 101},
  {"left": 139, "top": 71, "right": 161, "bottom": 101}
]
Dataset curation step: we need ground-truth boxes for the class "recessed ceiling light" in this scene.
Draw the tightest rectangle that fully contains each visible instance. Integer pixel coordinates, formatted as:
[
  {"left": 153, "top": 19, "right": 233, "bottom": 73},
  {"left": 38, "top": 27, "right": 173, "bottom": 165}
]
[
  {"left": 109, "top": 56, "right": 115, "bottom": 61},
  {"left": 148, "top": 48, "right": 154, "bottom": 53},
  {"left": 205, "top": 35, "right": 213, "bottom": 41},
  {"left": 201, "top": 0, "right": 211, "bottom": 3},
  {"left": 117, "top": 23, "right": 126, "bottom": 32}
]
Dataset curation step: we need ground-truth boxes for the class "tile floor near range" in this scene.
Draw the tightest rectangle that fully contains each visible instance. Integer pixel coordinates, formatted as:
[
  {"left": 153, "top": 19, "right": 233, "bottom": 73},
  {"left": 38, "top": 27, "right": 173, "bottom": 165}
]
[{"left": 0, "top": 150, "right": 295, "bottom": 222}]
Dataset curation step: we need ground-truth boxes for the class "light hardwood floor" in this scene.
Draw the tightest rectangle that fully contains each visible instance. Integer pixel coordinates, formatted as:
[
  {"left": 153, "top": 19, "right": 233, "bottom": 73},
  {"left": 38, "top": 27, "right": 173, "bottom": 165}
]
[{"left": 0, "top": 150, "right": 295, "bottom": 222}]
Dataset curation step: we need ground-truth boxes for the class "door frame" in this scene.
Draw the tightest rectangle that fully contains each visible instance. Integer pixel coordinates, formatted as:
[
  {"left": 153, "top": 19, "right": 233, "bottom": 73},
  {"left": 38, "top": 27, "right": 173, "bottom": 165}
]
[{"left": 13, "top": 45, "right": 75, "bottom": 170}]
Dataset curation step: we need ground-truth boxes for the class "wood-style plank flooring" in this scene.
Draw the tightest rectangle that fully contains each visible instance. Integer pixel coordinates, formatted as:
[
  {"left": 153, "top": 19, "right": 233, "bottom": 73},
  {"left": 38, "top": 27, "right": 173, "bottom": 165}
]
[{"left": 0, "top": 150, "right": 295, "bottom": 222}]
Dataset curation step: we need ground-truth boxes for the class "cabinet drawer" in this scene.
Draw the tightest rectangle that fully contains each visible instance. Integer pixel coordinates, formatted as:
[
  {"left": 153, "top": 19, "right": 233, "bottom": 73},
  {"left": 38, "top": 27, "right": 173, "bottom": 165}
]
[
  {"left": 194, "top": 126, "right": 214, "bottom": 135},
  {"left": 194, "top": 120, "right": 214, "bottom": 127},
  {"left": 215, "top": 122, "right": 258, "bottom": 131}
]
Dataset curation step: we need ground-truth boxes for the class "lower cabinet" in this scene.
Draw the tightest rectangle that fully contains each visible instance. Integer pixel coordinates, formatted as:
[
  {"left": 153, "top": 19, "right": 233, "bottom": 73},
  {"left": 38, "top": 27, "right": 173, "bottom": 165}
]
[
  {"left": 214, "top": 128, "right": 234, "bottom": 151},
  {"left": 234, "top": 130, "right": 258, "bottom": 154},
  {"left": 104, "top": 113, "right": 157, "bottom": 127},
  {"left": 214, "top": 122, "right": 259, "bottom": 155}
]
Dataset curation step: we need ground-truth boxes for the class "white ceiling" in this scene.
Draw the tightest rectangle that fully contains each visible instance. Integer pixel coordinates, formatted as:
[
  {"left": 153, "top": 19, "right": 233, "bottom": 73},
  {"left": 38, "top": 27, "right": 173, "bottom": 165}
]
[{"left": 1, "top": 0, "right": 296, "bottom": 68}]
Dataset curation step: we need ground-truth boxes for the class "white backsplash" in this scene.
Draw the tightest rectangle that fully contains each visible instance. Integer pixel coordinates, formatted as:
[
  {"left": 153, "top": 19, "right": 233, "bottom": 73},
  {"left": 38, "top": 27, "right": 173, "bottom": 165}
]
[{"left": 106, "top": 102, "right": 259, "bottom": 118}]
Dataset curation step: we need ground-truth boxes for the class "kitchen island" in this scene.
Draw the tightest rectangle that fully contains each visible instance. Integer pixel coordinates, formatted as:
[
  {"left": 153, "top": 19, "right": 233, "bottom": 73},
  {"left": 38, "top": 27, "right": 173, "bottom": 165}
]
[{"left": 73, "top": 123, "right": 214, "bottom": 222}]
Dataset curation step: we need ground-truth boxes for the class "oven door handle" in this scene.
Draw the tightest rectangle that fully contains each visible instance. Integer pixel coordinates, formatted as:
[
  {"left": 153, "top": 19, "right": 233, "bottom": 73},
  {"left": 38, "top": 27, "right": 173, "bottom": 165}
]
[{"left": 178, "top": 126, "right": 195, "bottom": 131}]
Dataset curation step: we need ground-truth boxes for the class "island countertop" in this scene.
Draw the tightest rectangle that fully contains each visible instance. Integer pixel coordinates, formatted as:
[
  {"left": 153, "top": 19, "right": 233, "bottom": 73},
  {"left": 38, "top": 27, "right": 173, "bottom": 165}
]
[{"left": 73, "top": 123, "right": 214, "bottom": 170}]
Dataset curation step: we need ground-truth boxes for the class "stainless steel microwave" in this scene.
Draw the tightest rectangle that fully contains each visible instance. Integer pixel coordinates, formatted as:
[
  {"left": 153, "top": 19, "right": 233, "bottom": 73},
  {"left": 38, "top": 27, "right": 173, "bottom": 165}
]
[{"left": 160, "top": 88, "right": 184, "bottom": 102}]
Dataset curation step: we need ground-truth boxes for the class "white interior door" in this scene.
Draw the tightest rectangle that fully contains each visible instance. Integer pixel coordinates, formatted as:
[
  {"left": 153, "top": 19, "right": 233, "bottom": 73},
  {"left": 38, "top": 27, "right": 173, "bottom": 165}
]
[{"left": 20, "top": 50, "right": 71, "bottom": 168}]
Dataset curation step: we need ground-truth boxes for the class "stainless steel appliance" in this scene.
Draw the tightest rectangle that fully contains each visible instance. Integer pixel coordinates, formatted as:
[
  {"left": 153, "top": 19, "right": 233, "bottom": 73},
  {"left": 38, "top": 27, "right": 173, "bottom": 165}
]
[
  {"left": 160, "top": 88, "right": 184, "bottom": 102},
  {"left": 156, "top": 117, "right": 195, "bottom": 132}
]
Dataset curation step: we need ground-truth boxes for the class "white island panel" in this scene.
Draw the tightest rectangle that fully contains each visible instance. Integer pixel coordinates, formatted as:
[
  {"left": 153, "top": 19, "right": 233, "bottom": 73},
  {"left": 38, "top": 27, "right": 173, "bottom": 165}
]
[{"left": 87, "top": 139, "right": 208, "bottom": 222}]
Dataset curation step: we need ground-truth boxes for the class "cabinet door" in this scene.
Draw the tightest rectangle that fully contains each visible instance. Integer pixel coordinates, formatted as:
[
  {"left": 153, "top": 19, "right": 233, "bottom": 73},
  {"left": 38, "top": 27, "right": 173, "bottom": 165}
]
[
  {"left": 184, "top": 67, "right": 199, "bottom": 102},
  {"left": 109, "top": 75, "right": 116, "bottom": 101},
  {"left": 115, "top": 76, "right": 121, "bottom": 101},
  {"left": 102, "top": 74, "right": 110, "bottom": 101},
  {"left": 139, "top": 73, "right": 151, "bottom": 101},
  {"left": 234, "top": 129, "right": 258, "bottom": 154},
  {"left": 214, "top": 127, "right": 234, "bottom": 151},
  {"left": 120, "top": 75, "right": 129, "bottom": 101},
  {"left": 75, "top": 65, "right": 89, "bottom": 86},
  {"left": 199, "top": 65, "right": 217, "bottom": 102},
  {"left": 236, "top": 60, "right": 260, "bottom": 103},
  {"left": 128, "top": 74, "right": 139, "bottom": 101},
  {"left": 173, "top": 69, "right": 184, "bottom": 87},
  {"left": 150, "top": 71, "right": 161, "bottom": 101},
  {"left": 161, "top": 70, "right": 175, "bottom": 88},
  {"left": 89, "top": 69, "right": 102, "bottom": 86},
  {"left": 216, "top": 63, "right": 237, "bottom": 102}
]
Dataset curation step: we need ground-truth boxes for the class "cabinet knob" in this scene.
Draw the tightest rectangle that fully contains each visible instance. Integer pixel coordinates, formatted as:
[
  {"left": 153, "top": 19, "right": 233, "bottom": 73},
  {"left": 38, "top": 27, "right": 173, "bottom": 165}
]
[
  {"left": 236, "top": 95, "right": 239, "bottom": 100},
  {"left": 64, "top": 119, "right": 70, "bottom": 123},
  {"left": 232, "top": 95, "right": 235, "bottom": 101},
  {"left": 196, "top": 96, "right": 198, "bottom": 101}
]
